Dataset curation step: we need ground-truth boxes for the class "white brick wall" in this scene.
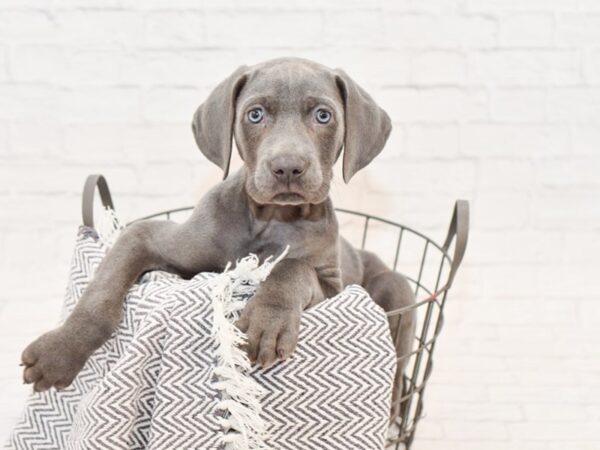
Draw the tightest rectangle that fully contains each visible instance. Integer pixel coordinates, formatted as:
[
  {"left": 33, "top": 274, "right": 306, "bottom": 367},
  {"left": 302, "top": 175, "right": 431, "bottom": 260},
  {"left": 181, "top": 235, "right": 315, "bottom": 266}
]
[{"left": 1, "top": 1, "right": 599, "bottom": 448}]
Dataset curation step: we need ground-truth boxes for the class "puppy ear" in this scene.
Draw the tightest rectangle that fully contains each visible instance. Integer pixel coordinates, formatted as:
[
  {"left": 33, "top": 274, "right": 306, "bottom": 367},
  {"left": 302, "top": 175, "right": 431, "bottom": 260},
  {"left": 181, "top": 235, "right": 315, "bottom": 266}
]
[
  {"left": 334, "top": 69, "right": 392, "bottom": 183},
  {"left": 191, "top": 65, "right": 249, "bottom": 179}
]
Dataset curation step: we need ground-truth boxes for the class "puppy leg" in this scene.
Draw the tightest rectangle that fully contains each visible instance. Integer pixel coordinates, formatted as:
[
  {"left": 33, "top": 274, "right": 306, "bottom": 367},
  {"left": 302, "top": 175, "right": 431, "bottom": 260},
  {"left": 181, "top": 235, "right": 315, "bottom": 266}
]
[
  {"left": 236, "top": 258, "right": 339, "bottom": 369},
  {"left": 359, "top": 250, "right": 416, "bottom": 423},
  {"left": 22, "top": 219, "right": 214, "bottom": 392}
]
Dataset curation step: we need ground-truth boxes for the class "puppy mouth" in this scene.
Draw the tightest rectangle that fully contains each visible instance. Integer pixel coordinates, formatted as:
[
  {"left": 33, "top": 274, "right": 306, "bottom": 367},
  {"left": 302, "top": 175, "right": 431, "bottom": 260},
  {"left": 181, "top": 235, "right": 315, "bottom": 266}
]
[{"left": 271, "top": 192, "right": 306, "bottom": 205}]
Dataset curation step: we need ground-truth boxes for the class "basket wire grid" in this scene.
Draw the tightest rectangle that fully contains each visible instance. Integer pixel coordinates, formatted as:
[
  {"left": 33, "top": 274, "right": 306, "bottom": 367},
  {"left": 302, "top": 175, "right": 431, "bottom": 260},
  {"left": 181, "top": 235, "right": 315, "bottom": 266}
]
[{"left": 84, "top": 174, "right": 469, "bottom": 450}]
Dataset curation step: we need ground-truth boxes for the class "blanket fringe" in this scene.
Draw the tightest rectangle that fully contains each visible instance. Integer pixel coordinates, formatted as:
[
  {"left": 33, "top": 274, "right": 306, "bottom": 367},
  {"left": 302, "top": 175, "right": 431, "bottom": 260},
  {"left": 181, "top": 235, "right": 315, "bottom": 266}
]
[
  {"left": 211, "top": 247, "right": 289, "bottom": 450},
  {"left": 96, "top": 207, "right": 286, "bottom": 449},
  {"left": 95, "top": 206, "right": 124, "bottom": 247}
]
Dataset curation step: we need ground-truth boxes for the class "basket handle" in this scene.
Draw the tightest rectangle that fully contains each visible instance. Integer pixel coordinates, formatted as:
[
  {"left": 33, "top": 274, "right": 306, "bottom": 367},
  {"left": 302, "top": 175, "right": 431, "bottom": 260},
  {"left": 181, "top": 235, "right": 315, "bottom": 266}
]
[
  {"left": 82, "top": 174, "right": 114, "bottom": 228},
  {"left": 441, "top": 199, "right": 469, "bottom": 291}
]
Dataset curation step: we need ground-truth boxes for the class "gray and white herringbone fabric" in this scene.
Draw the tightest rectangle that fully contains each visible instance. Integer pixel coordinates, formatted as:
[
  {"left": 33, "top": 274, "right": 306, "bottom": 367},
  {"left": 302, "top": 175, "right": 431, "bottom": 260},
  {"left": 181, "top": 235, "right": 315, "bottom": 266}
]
[{"left": 5, "top": 227, "right": 396, "bottom": 450}]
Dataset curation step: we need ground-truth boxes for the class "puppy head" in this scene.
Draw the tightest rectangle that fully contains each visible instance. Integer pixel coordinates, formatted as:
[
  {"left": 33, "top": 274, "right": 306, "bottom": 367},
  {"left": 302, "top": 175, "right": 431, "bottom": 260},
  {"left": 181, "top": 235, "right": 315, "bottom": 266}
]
[{"left": 192, "top": 58, "right": 391, "bottom": 205}]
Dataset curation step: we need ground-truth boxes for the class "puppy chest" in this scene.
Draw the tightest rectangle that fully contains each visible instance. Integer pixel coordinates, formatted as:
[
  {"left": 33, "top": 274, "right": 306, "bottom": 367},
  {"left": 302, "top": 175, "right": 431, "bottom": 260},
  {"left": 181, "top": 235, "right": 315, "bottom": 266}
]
[{"left": 245, "top": 220, "right": 332, "bottom": 260}]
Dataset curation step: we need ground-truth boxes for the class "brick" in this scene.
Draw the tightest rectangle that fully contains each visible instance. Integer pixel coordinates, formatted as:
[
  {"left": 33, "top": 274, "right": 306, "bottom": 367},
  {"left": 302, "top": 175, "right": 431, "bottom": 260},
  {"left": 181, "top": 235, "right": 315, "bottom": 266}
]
[
  {"left": 471, "top": 336, "right": 586, "bottom": 358},
  {"left": 0, "top": 0, "right": 49, "bottom": 7},
  {"left": 538, "top": 156, "right": 600, "bottom": 188},
  {"left": 0, "top": 11, "right": 57, "bottom": 41},
  {"left": 65, "top": 123, "right": 194, "bottom": 166},
  {"left": 118, "top": 0, "right": 224, "bottom": 8},
  {"left": 64, "top": 124, "right": 127, "bottom": 164},
  {"left": 138, "top": 163, "right": 193, "bottom": 196},
  {"left": 499, "top": 13, "right": 555, "bottom": 46},
  {"left": 10, "top": 45, "right": 121, "bottom": 85},
  {"left": 0, "top": 164, "right": 85, "bottom": 194},
  {"left": 411, "top": 50, "right": 468, "bottom": 85},
  {"left": 509, "top": 421, "right": 599, "bottom": 441},
  {"left": 494, "top": 325, "right": 555, "bottom": 342},
  {"left": 460, "top": 124, "right": 569, "bottom": 157},
  {"left": 381, "top": 87, "right": 489, "bottom": 122},
  {"left": 0, "top": 194, "right": 80, "bottom": 232},
  {"left": 579, "top": 302, "right": 600, "bottom": 327},
  {"left": 412, "top": 419, "right": 445, "bottom": 440},
  {"left": 523, "top": 404, "right": 589, "bottom": 422},
  {"left": 443, "top": 421, "right": 508, "bottom": 441},
  {"left": 145, "top": 12, "right": 206, "bottom": 46},
  {"left": 323, "top": 11, "right": 385, "bottom": 47},
  {"left": 435, "top": 354, "right": 507, "bottom": 373},
  {"left": 0, "top": 85, "right": 59, "bottom": 121},
  {"left": 474, "top": 298, "right": 578, "bottom": 327},
  {"left": 404, "top": 124, "right": 460, "bottom": 159},
  {"left": 142, "top": 87, "right": 204, "bottom": 123},
  {"left": 516, "top": 368, "right": 588, "bottom": 386},
  {"left": 369, "top": 158, "right": 477, "bottom": 195},
  {"left": 120, "top": 49, "right": 238, "bottom": 87},
  {"left": 320, "top": 49, "right": 411, "bottom": 86},
  {"left": 384, "top": 14, "right": 497, "bottom": 48},
  {"left": 470, "top": 50, "right": 580, "bottom": 86},
  {"left": 564, "top": 232, "right": 600, "bottom": 263},
  {"left": 491, "top": 386, "right": 589, "bottom": 405},
  {"left": 120, "top": 124, "right": 198, "bottom": 163},
  {"left": 468, "top": 230, "right": 561, "bottom": 265},
  {"left": 381, "top": 0, "right": 465, "bottom": 13},
  {"left": 204, "top": 12, "right": 325, "bottom": 48},
  {"left": 492, "top": 88, "right": 546, "bottom": 122},
  {"left": 60, "top": 88, "right": 142, "bottom": 123},
  {"left": 426, "top": 383, "right": 490, "bottom": 403},
  {"left": 0, "top": 121, "right": 9, "bottom": 155},
  {"left": 535, "top": 190, "right": 600, "bottom": 230},
  {"left": 53, "top": 0, "right": 121, "bottom": 5},
  {"left": 0, "top": 299, "right": 62, "bottom": 337},
  {"left": 469, "top": 1, "right": 579, "bottom": 12},
  {"left": 9, "top": 120, "right": 63, "bottom": 157},
  {"left": 54, "top": 11, "right": 145, "bottom": 46},
  {"left": 578, "top": 0, "right": 600, "bottom": 10},
  {"left": 473, "top": 191, "right": 530, "bottom": 230},
  {"left": 548, "top": 87, "right": 600, "bottom": 123},
  {"left": 0, "top": 46, "right": 8, "bottom": 82},
  {"left": 432, "top": 366, "right": 518, "bottom": 386},
  {"left": 427, "top": 401, "right": 523, "bottom": 422},
  {"left": 479, "top": 159, "right": 534, "bottom": 190},
  {"left": 582, "top": 47, "right": 600, "bottom": 84},
  {"left": 557, "top": 13, "right": 600, "bottom": 45},
  {"left": 572, "top": 124, "right": 600, "bottom": 155},
  {"left": 538, "top": 265, "right": 600, "bottom": 299}
]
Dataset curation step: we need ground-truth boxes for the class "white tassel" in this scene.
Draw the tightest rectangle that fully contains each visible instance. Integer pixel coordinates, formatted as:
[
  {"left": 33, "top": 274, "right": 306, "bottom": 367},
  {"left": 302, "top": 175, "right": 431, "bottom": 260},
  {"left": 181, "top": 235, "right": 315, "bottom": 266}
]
[
  {"left": 95, "top": 206, "right": 124, "bottom": 247},
  {"left": 96, "top": 204, "right": 287, "bottom": 450},
  {"left": 210, "top": 246, "right": 289, "bottom": 450}
]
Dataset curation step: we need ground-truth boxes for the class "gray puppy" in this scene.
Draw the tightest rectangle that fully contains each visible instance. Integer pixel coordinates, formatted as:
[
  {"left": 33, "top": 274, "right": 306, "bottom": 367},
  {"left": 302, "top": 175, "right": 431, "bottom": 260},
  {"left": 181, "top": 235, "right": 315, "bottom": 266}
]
[{"left": 22, "top": 58, "right": 416, "bottom": 419}]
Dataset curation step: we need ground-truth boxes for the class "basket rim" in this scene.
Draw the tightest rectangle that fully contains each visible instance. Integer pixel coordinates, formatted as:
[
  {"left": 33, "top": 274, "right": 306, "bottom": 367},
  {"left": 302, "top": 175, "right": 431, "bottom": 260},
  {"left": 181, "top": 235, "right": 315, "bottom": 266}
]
[{"left": 132, "top": 205, "right": 451, "bottom": 257}]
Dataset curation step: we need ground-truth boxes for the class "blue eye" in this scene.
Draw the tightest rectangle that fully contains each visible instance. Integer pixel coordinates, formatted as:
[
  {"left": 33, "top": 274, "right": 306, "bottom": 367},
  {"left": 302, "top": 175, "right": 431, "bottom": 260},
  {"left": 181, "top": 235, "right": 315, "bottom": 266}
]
[
  {"left": 315, "top": 109, "right": 331, "bottom": 124},
  {"left": 248, "top": 108, "right": 264, "bottom": 123}
]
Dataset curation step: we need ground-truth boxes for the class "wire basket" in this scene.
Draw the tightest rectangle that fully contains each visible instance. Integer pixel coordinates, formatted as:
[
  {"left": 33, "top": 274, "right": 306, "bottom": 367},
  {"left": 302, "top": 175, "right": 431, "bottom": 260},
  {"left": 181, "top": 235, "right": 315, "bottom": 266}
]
[{"left": 84, "top": 175, "right": 469, "bottom": 450}]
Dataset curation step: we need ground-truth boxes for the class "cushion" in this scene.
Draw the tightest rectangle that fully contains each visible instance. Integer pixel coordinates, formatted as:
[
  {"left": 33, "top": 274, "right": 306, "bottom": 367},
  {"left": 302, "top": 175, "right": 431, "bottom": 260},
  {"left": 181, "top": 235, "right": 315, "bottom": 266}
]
[{"left": 5, "top": 226, "right": 396, "bottom": 450}]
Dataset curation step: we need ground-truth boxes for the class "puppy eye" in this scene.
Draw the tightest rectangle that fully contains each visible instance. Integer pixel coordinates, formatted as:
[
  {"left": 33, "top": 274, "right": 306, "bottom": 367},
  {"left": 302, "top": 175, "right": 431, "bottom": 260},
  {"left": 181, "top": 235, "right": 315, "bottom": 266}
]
[
  {"left": 248, "top": 107, "right": 264, "bottom": 124},
  {"left": 315, "top": 109, "right": 331, "bottom": 124}
]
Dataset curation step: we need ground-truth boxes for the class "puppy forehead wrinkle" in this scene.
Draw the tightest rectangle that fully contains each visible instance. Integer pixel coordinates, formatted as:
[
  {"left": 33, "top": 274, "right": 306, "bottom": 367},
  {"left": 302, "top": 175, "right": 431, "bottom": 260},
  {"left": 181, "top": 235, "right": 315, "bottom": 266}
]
[
  {"left": 305, "top": 95, "right": 340, "bottom": 110},
  {"left": 239, "top": 95, "right": 271, "bottom": 110},
  {"left": 244, "top": 61, "right": 335, "bottom": 100}
]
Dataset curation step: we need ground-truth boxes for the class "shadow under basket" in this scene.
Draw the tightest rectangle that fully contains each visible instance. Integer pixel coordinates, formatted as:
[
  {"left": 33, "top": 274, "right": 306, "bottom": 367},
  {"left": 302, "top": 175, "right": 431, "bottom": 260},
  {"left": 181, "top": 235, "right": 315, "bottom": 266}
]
[{"left": 83, "top": 174, "right": 470, "bottom": 450}]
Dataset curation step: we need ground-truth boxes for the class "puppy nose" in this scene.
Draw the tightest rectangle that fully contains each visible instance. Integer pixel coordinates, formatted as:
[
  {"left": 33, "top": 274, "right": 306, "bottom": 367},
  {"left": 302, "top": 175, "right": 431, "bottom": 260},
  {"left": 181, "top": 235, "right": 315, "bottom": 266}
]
[{"left": 270, "top": 156, "right": 307, "bottom": 181}]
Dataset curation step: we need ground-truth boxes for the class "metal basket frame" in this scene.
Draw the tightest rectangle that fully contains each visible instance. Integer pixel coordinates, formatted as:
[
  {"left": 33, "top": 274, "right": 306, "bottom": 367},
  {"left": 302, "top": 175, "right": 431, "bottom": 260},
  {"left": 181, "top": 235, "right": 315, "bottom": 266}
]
[{"left": 83, "top": 174, "right": 469, "bottom": 450}]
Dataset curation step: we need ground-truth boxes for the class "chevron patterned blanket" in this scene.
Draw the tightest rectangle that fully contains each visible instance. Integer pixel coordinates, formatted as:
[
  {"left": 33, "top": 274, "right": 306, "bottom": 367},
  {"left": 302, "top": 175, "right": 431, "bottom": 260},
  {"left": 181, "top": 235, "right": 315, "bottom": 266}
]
[{"left": 6, "top": 226, "right": 396, "bottom": 450}]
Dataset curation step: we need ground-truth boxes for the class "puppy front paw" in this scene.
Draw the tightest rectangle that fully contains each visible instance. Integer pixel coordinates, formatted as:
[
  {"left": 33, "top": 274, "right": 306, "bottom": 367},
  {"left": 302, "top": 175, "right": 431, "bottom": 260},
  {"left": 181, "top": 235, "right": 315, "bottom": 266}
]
[
  {"left": 21, "top": 327, "right": 91, "bottom": 392},
  {"left": 236, "top": 300, "right": 301, "bottom": 369}
]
